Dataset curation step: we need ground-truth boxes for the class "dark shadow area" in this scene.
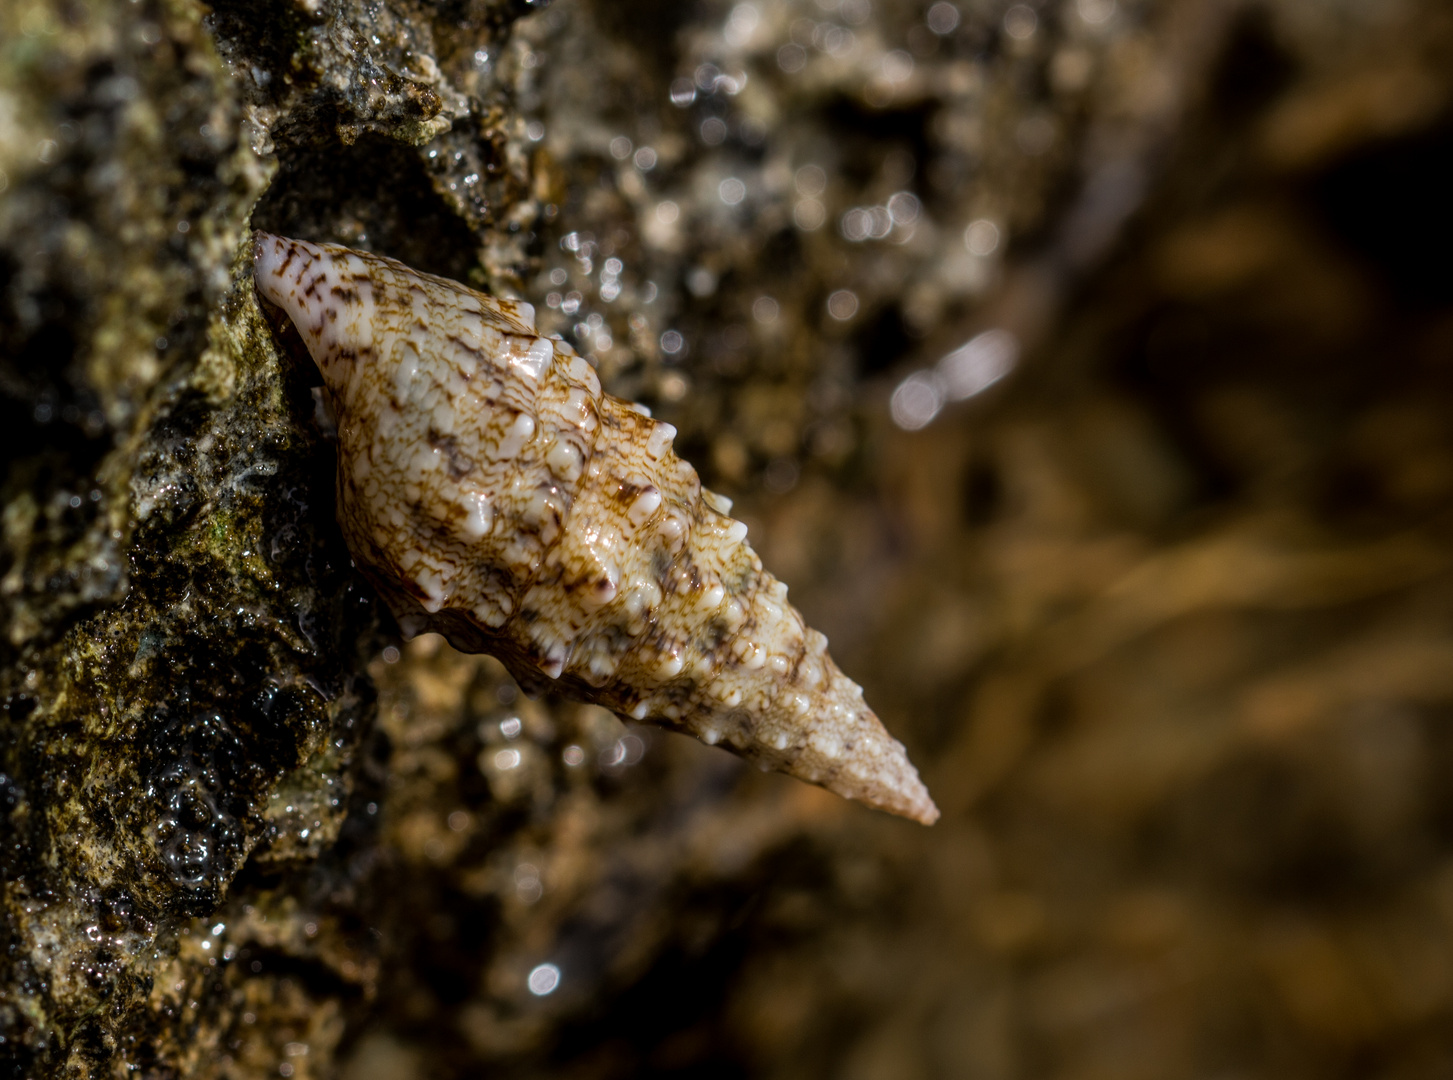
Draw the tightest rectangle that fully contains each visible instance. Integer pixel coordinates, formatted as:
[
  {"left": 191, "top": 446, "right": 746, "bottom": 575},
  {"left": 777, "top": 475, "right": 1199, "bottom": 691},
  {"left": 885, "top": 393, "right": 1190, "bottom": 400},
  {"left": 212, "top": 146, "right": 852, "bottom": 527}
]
[{"left": 252, "top": 133, "right": 482, "bottom": 282}]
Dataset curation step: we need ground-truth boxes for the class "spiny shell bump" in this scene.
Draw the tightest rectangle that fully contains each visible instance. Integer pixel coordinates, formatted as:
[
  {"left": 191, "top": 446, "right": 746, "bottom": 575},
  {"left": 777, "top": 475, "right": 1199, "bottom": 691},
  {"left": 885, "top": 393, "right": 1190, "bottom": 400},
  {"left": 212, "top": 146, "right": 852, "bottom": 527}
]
[{"left": 252, "top": 232, "right": 939, "bottom": 824}]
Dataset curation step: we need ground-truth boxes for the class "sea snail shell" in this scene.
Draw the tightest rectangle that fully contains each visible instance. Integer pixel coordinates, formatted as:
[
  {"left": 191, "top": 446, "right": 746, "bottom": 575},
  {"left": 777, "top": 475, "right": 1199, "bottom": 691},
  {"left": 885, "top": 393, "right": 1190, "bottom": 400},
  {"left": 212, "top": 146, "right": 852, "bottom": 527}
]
[{"left": 252, "top": 232, "right": 939, "bottom": 825}]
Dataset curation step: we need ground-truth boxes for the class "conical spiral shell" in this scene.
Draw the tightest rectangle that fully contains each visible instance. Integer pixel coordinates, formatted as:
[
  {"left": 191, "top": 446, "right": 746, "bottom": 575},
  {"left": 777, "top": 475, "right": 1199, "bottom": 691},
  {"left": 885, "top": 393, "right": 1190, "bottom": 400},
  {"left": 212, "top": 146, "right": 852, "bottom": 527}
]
[{"left": 252, "top": 232, "right": 938, "bottom": 824}]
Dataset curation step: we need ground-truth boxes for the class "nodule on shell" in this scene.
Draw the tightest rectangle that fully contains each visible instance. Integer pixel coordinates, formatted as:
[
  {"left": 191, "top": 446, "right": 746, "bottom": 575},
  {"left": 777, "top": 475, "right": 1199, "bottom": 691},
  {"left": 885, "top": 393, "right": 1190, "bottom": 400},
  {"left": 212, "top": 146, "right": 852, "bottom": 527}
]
[{"left": 252, "top": 231, "right": 939, "bottom": 825}]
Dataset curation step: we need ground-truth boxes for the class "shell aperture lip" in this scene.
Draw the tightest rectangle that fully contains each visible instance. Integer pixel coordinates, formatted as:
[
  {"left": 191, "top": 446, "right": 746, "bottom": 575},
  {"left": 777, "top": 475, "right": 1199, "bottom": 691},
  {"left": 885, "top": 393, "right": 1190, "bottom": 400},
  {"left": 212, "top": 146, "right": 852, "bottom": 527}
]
[{"left": 252, "top": 231, "right": 939, "bottom": 825}]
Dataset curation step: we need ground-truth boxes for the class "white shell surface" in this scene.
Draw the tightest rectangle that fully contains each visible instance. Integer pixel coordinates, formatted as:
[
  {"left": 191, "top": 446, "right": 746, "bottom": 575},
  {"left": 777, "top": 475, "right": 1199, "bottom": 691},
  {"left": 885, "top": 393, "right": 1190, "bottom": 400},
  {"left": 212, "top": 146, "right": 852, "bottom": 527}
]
[{"left": 252, "top": 231, "right": 939, "bottom": 824}]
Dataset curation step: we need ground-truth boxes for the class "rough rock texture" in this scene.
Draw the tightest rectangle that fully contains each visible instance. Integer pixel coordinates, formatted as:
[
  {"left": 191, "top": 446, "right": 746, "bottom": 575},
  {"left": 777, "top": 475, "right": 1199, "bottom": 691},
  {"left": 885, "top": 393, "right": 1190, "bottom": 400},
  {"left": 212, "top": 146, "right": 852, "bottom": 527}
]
[{"left": 5, "top": 0, "right": 1453, "bottom": 1077}]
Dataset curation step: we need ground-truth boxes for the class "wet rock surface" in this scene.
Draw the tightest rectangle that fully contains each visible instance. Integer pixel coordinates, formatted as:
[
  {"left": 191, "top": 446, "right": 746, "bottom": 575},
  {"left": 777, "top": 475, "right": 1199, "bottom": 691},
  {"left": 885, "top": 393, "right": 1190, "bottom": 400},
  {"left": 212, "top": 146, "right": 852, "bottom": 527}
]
[{"left": 5, "top": 0, "right": 1453, "bottom": 1077}]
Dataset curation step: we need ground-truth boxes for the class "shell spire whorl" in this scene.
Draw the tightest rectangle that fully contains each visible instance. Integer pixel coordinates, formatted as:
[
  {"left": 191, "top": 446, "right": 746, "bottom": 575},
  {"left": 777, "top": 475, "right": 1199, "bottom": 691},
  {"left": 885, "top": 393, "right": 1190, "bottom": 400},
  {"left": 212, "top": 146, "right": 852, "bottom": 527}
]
[{"left": 251, "top": 231, "right": 939, "bottom": 825}]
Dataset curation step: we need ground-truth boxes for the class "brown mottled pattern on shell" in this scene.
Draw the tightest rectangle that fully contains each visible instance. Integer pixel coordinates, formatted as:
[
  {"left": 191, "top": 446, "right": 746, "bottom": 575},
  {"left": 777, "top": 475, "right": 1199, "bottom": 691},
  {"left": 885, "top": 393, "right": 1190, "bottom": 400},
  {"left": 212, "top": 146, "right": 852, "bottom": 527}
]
[{"left": 252, "top": 232, "right": 939, "bottom": 824}]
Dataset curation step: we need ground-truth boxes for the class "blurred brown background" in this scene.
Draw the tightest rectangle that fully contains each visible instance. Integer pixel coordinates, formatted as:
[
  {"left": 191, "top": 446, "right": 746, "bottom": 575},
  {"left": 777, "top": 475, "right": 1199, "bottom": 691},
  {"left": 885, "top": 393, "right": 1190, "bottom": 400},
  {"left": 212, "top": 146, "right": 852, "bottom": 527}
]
[{"left": 438, "top": 1, "right": 1453, "bottom": 1077}]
